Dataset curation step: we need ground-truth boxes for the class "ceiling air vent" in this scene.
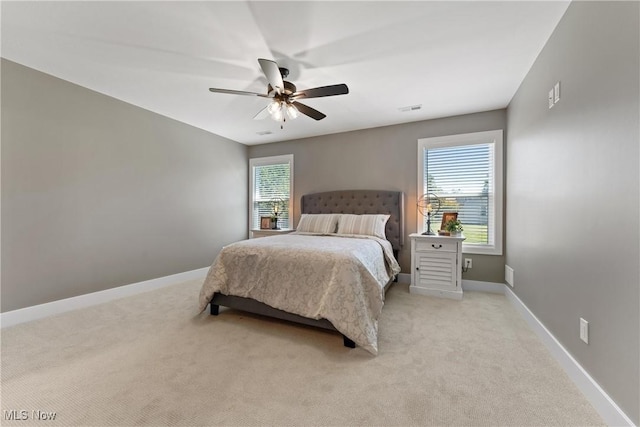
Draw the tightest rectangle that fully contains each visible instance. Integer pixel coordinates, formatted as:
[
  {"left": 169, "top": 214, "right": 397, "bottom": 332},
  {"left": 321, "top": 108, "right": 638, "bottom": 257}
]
[{"left": 398, "top": 104, "right": 422, "bottom": 112}]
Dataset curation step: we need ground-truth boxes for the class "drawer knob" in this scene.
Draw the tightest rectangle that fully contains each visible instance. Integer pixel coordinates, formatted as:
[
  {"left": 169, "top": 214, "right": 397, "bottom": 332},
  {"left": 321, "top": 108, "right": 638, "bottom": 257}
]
[{"left": 432, "top": 244, "right": 442, "bottom": 249}]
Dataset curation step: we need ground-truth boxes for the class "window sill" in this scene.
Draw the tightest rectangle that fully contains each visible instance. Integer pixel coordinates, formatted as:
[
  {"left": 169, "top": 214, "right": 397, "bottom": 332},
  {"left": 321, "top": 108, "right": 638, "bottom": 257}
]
[{"left": 462, "top": 243, "right": 502, "bottom": 256}]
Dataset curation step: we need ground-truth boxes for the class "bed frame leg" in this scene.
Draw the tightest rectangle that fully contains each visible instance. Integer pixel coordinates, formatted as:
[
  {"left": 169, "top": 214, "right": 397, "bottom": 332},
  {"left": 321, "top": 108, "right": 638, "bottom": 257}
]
[
  {"left": 210, "top": 303, "right": 219, "bottom": 316},
  {"left": 343, "top": 335, "right": 356, "bottom": 348}
]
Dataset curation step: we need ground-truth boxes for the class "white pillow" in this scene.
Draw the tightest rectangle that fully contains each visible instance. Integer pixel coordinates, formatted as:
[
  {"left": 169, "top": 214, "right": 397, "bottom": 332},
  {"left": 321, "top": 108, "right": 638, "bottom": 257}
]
[
  {"left": 296, "top": 214, "right": 341, "bottom": 234},
  {"left": 337, "top": 214, "right": 390, "bottom": 239}
]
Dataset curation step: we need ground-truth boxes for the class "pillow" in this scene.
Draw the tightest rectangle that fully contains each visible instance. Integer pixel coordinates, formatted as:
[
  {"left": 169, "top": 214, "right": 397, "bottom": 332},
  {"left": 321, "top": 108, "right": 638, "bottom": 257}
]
[
  {"left": 296, "top": 214, "right": 341, "bottom": 234},
  {"left": 336, "top": 214, "right": 390, "bottom": 239}
]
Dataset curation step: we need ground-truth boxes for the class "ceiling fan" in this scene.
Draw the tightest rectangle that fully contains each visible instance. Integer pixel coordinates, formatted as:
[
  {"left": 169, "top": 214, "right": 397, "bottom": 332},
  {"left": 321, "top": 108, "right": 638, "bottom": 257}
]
[{"left": 208, "top": 58, "right": 349, "bottom": 125}]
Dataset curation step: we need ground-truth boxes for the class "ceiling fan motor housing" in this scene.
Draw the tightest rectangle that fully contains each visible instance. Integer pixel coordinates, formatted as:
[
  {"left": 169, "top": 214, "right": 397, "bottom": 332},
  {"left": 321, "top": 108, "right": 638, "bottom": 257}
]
[
  {"left": 278, "top": 67, "right": 289, "bottom": 78},
  {"left": 267, "top": 80, "right": 297, "bottom": 97}
]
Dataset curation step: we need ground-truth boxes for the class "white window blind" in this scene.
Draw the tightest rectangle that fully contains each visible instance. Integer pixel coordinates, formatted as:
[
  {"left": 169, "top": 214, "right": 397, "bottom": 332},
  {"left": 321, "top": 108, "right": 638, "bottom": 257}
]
[
  {"left": 249, "top": 155, "right": 293, "bottom": 230},
  {"left": 418, "top": 130, "right": 503, "bottom": 255}
]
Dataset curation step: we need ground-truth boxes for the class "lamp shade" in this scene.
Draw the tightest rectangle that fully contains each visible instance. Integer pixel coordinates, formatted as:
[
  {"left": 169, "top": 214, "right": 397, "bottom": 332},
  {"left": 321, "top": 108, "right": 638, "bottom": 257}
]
[{"left": 417, "top": 193, "right": 441, "bottom": 217}]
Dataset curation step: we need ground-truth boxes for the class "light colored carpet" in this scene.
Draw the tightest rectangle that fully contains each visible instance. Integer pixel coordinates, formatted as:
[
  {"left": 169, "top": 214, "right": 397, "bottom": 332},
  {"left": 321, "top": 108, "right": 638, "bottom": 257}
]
[{"left": 1, "top": 280, "right": 604, "bottom": 426}]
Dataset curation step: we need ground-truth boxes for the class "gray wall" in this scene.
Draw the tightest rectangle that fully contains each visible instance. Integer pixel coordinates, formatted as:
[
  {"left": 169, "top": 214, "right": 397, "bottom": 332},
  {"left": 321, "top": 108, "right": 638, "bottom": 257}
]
[
  {"left": 1, "top": 59, "right": 248, "bottom": 312},
  {"left": 249, "top": 110, "right": 506, "bottom": 281},
  {"left": 506, "top": 2, "right": 639, "bottom": 424}
]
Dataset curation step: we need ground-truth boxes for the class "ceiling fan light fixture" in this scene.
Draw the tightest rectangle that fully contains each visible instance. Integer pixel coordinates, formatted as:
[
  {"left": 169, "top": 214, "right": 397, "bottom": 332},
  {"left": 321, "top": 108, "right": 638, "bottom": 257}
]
[
  {"left": 271, "top": 108, "right": 284, "bottom": 122},
  {"left": 267, "top": 100, "right": 298, "bottom": 122},
  {"left": 285, "top": 103, "right": 299, "bottom": 120},
  {"left": 267, "top": 100, "right": 284, "bottom": 121},
  {"left": 267, "top": 100, "right": 281, "bottom": 115}
]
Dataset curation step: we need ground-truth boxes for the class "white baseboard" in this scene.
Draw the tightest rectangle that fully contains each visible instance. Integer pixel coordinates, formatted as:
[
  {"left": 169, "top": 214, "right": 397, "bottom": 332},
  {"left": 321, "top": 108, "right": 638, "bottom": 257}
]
[
  {"left": 0, "top": 267, "right": 209, "bottom": 328},
  {"left": 504, "top": 286, "right": 635, "bottom": 427}
]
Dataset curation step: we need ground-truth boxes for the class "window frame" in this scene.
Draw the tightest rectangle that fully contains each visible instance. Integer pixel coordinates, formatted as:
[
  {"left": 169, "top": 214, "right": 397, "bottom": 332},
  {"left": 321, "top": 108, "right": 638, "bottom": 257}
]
[
  {"left": 417, "top": 130, "right": 503, "bottom": 255},
  {"left": 249, "top": 154, "right": 294, "bottom": 231}
]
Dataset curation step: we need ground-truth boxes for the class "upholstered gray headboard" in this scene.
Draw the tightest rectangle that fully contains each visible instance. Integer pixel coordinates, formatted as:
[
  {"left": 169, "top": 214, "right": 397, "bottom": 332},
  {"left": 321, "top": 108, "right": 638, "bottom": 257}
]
[{"left": 300, "top": 190, "right": 405, "bottom": 251}]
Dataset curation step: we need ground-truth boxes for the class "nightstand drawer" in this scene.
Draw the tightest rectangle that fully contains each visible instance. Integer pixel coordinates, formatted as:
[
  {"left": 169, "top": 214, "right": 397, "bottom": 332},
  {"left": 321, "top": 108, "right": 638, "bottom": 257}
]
[{"left": 414, "top": 240, "right": 457, "bottom": 253}]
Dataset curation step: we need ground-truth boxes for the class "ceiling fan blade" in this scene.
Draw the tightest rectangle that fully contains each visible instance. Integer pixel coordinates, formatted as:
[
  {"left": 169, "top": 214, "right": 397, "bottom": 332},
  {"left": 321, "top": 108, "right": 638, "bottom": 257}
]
[
  {"left": 258, "top": 58, "right": 284, "bottom": 95},
  {"left": 209, "top": 88, "right": 270, "bottom": 97},
  {"left": 292, "top": 84, "right": 349, "bottom": 100},
  {"left": 253, "top": 105, "right": 270, "bottom": 120},
  {"left": 292, "top": 101, "right": 326, "bottom": 121}
]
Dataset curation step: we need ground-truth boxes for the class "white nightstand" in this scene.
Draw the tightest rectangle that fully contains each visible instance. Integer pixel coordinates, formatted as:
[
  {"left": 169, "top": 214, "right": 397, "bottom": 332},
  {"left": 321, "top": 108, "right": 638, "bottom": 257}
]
[
  {"left": 250, "top": 229, "right": 295, "bottom": 239},
  {"left": 409, "top": 233, "right": 465, "bottom": 300}
]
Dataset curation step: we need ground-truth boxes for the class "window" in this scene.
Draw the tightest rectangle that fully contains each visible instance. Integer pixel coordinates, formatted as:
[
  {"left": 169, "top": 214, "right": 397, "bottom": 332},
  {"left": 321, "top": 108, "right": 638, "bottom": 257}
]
[
  {"left": 418, "top": 130, "right": 503, "bottom": 255},
  {"left": 249, "top": 154, "right": 293, "bottom": 230}
]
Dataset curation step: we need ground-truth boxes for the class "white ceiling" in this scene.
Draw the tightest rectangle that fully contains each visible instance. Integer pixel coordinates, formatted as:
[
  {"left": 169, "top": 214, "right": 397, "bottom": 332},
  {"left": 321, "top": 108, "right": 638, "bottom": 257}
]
[{"left": 2, "top": 1, "right": 570, "bottom": 145}]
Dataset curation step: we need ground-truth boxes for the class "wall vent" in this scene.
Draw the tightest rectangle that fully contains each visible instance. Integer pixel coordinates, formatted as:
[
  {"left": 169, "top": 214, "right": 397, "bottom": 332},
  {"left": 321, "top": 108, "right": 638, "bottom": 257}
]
[{"left": 399, "top": 104, "right": 422, "bottom": 112}]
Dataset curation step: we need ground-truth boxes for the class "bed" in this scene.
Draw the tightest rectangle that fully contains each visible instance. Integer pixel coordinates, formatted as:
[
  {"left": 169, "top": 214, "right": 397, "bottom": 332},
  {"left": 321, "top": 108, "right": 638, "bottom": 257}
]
[{"left": 198, "top": 190, "right": 404, "bottom": 354}]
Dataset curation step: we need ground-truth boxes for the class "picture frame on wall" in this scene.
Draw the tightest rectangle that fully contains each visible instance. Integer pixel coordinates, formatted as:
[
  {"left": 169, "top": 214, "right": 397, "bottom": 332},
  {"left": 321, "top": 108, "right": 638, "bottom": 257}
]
[
  {"left": 260, "top": 216, "right": 272, "bottom": 230},
  {"left": 440, "top": 212, "right": 458, "bottom": 231}
]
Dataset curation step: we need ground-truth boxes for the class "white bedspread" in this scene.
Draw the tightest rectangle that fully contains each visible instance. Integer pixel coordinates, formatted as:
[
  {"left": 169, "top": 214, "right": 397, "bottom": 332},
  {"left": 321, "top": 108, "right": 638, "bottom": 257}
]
[{"left": 198, "top": 233, "right": 401, "bottom": 355}]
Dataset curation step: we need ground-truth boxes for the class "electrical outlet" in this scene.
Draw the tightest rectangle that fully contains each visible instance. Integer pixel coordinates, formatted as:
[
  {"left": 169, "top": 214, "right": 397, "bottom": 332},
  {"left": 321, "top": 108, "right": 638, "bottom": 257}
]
[
  {"left": 548, "top": 88, "right": 555, "bottom": 109},
  {"left": 464, "top": 258, "right": 472, "bottom": 269},
  {"left": 554, "top": 81, "right": 560, "bottom": 103},
  {"left": 580, "top": 318, "right": 589, "bottom": 344}
]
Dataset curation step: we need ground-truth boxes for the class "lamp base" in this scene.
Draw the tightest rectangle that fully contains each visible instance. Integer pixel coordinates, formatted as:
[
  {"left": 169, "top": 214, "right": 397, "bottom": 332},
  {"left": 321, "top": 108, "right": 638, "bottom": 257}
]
[{"left": 423, "top": 216, "right": 435, "bottom": 236}]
